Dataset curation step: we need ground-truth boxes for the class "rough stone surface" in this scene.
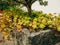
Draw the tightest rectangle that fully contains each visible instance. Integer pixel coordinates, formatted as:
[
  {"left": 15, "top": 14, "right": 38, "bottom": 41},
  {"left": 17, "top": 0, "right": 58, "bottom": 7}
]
[
  {"left": 29, "top": 30, "right": 56, "bottom": 45},
  {"left": 12, "top": 29, "right": 57, "bottom": 45},
  {"left": 0, "top": 29, "right": 60, "bottom": 45},
  {"left": 55, "top": 42, "right": 60, "bottom": 45},
  {"left": 16, "top": 28, "right": 31, "bottom": 45}
]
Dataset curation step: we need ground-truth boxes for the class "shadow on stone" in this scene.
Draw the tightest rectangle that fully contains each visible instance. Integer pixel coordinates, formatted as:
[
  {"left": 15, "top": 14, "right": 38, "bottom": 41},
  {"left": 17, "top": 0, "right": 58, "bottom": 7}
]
[{"left": 29, "top": 30, "right": 56, "bottom": 45}]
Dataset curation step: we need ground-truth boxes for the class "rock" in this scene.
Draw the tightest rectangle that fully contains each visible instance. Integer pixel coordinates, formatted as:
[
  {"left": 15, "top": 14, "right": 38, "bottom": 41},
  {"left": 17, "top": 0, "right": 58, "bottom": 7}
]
[
  {"left": 0, "top": 33, "right": 4, "bottom": 40},
  {"left": 13, "top": 29, "right": 56, "bottom": 45},
  {"left": 55, "top": 36, "right": 60, "bottom": 45},
  {"left": 29, "top": 29, "right": 56, "bottom": 45},
  {"left": 16, "top": 28, "right": 31, "bottom": 45},
  {"left": 55, "top": 42, "right": 60, "bottom": 45}
]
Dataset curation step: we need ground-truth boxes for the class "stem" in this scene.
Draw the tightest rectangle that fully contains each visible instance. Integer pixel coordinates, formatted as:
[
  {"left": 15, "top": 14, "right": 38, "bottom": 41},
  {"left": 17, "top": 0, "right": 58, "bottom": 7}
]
[{"left": 27, "top": 5, "right": 32, "bottom": 17}]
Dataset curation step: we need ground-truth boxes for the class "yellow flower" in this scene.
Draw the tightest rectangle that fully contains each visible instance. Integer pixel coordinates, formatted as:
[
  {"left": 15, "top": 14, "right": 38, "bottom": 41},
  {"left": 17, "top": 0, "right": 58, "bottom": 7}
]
[
  {"left": 32, "top": 24, "right": 37, "bottom": 29},
  {"left": 57, "top": 26, "right": 60, "bottom": 31},
  {"left": 39, "top": 24, "right": 45, "bottom": 29},
  {"left": 47, "top": 20, "right": 52, "bottom": 24},
  {"left": 29, "top": 23, "right": 32, "bottom": 26},
  {"left": 41, "top": 19, "right": 47, "bottom": 24},
  {"left": 1, "top": 24, "right": 5, "bottom": 28},
  {"left": 2, "top": 32, "right": 8, "bottom": 36}
]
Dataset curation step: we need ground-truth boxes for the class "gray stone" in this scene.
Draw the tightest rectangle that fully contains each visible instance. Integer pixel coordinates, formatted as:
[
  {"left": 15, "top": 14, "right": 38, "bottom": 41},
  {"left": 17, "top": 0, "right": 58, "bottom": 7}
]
[
  {"left": 11, "top": 29, "right": 56, "bottom": 45},
  {"left": 16, "top": 28, "right": 31, "bottom": 45},
  {"left": 29, "top": 29, "right": 55, "bottom": 45},
  {"left": 55, "top": 42, "right": 60, "bottom": 45}
]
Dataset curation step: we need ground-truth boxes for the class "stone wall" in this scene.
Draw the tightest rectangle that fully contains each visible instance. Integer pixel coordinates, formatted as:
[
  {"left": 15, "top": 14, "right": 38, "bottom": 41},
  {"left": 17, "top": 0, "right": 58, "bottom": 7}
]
[
  {"left": 0, "top": 29, "right": 60, "bottom": 45},
  {"left": 15, "top": 29, "right": 57, "bottom": 45}
]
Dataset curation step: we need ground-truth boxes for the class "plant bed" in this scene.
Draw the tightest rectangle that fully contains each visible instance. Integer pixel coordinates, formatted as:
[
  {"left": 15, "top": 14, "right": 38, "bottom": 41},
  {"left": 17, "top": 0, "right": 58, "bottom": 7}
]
[{"left": 0, "top": 7, "right": 60, "bottom": 45}]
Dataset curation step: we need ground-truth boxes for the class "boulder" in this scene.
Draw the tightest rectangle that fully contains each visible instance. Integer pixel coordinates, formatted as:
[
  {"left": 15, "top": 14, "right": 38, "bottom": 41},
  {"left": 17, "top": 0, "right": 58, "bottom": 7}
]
[
  {"left": 29, "top": 30, "right": 56, "bottom": 45},
  {"left": 12, "top": 29, "right": 56, "bottom": 45},
  {"left": 16, "top": 28, "right": 31, "bottom": 45},
  {"left": 55, "top": 42, "right": 60, "bottom": 45}
]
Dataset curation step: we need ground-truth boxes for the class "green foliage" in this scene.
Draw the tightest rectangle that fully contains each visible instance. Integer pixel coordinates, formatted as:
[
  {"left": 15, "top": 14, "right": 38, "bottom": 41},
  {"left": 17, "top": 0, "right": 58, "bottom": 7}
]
[
  {"left": 0, "top": 1, "right": 9, "bottom": 10},
  {"left": 0, "top": 0, "right": 22, "bottom": 10}
]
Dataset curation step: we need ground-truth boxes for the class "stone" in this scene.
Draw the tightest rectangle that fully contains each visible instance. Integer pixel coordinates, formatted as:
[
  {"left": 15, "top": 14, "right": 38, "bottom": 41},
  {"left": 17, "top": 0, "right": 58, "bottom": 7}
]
[
  {"left": 12, "top": 29, "right": 56, "bottom": 45},
  {"left": 16, "top": 28, "right": 31, "bottom": 45},
  {"left": 29, "top": 29, "right": 56, "bottom": 45},
  {"left": 55, "top": 42, "right": 60, "bottom": 45}
]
